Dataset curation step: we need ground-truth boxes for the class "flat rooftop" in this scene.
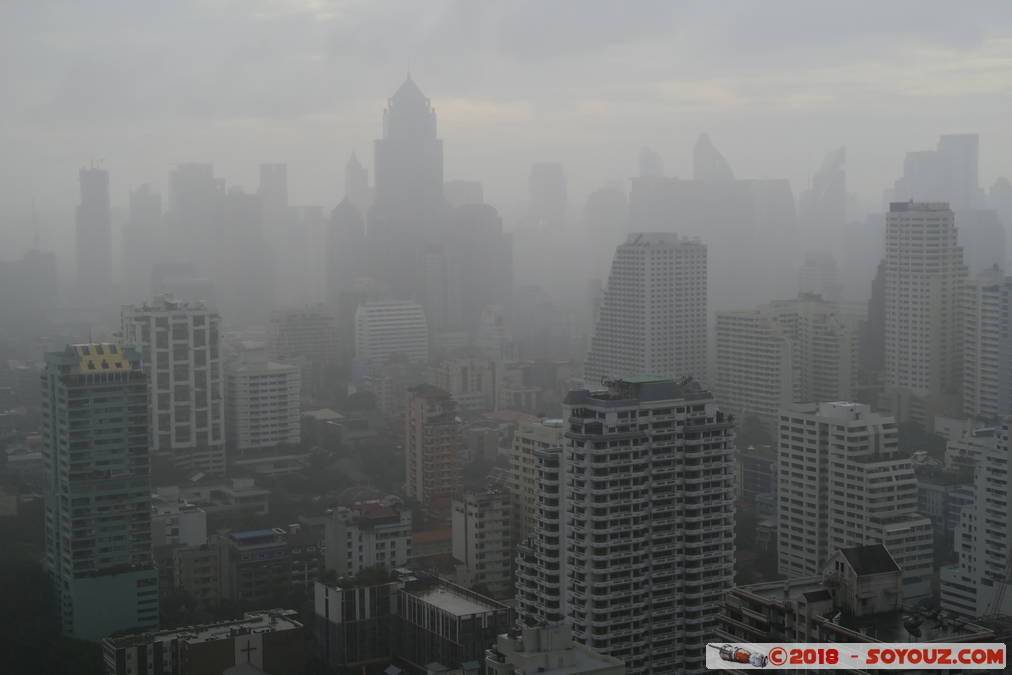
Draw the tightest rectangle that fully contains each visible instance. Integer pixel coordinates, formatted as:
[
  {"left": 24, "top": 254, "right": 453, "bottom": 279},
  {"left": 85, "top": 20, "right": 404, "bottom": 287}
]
[
  {"left": 407, "top": 585, "right": 501, "bottom": 617},
  {"left": 105, "top": 610, "right": 301, "bottom": 648}
]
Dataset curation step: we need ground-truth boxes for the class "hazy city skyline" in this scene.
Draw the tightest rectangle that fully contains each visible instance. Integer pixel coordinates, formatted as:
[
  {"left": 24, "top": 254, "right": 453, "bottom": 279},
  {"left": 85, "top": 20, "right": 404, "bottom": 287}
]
[{"left": 4, "top": 0, "right": 1012, "bottom": 255}]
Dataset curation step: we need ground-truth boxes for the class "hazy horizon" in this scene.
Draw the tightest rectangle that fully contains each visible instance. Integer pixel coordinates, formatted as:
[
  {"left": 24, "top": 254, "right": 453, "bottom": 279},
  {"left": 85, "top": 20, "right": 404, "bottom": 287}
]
[{"left": 4, "top": 0, "right": 1012, "bottom": 255}]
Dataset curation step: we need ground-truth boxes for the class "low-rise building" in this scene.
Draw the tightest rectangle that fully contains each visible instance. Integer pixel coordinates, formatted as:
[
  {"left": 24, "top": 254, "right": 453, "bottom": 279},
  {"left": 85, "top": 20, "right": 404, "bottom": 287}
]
[
  {"left": 102, "top": 609, "right": 304, "bottom": 675},
  {"left": 452, "top": 490, "right": 512, "bottom": 598},
  {"left": 324, "top": 498, "right": 412, "bottom": 576},
  {"left": 719, "top": 544, "right": 994, "bottom": 651},
  {"left": 486, "top": 625, "right": 625, "bottom": 675},
  {"left": 313, "top": 570, "right": 512, "bottom": 673}
]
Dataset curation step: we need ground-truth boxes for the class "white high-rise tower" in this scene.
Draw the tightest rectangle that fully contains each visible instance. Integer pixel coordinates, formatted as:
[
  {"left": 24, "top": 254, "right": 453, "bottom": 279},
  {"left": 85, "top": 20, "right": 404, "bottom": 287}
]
[
  {"left": 121, "top": 296, "right": 226, "bottom": 475},
  {"left": 585, "top": 233, "right": 707, "bottom": 386},
  {"left": 515, "top": 376, "right": 735, "bottom": 674},
  {"left": 777, "top": 402, "right": 933, "bottom": 600},
  {"left": 883, "top": 202, "right": 966, "bottom": 419}
]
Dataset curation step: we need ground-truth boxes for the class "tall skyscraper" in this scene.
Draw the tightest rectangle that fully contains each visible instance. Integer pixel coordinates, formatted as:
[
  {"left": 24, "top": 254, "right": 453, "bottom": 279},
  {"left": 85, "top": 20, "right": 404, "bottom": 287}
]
[
  {"left": 692, "top": 133, "right": 735, "bottom": 183},
  {"left": 893, "top": 134, "right": 983, "bottom": 211},
  {"left": 715, "top": 294, "right": 860, "bottom": 430},
  {"left": 121, "top": 297, "right": 225, "bottom": 475},
  {"left": 777, "top": 402, "right": 933, "bottom": 600},
  {"left": 585, "top": 233, "right": 707, "bottom": 386},
  {"left": 344, "top": 152, "right": 371, "bottom": 213},
  {"left": 404, "top": 385, "right": 462, "bottom": 512},
  {"left": 941, "top": 422, "right": 1012, "bottom": 617},
  {"left": 368, "top": 76, "right": 446, "bottom": 300},
  {"left": 42, "top": 344, "right": 158, "bottom": 640},
  {"left": 883, "top": 202, "right": 966, "bottom": 420},
  {"left": 528, "top": 162, "right": 567, "bottom": 227},
  {"left": 961, "top": 265, "right": 1012, "bottom": 420},
  {"left": 515, "top": 377, "right": 735, "bottom": 674},
  {"left": 75, "top": 167, "right": 113, "bottom": 295},
  {"left": 267, "top": 305, "right": 340, "bottom": 366},
  {"left": 629, "top": 140, "right": 798, "bottom": 311},
  {"left": 799, "top": 147, "right": 847, "bottom": 247},
  {"left": 165, "top": 163, "right": 225, "bottom": 273}
]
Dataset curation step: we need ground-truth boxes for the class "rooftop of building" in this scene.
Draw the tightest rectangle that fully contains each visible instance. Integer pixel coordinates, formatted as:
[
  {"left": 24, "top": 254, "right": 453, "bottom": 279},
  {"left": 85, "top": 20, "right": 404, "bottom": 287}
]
[
  {"left": 44, "top": 343, "right": 143, "bottom": 376},
  {"left": 566, "top": 375, "right": 712, "bottom": 406},
  {"left": 889, "top": 200, "right": 952, "bottom": 212},
  {"left": 411, "top": 528, "right": 452, "bottom": 545},
  {"left": 229, "top": 528, "right": 286, "bottom": 542},
  {"left": 226, "top": 359, "right": 300, "bottom": 374},
  {"left": 399, "top": 572, "right": 507, "bottom": 617},
  {"left": 409, "top": 383, "right": 453, "bottom": 399},
  {"left": 124, "top": 295, "right": 212, "bottom": 313},
  {"left": 840, "top": 545, "right": 900, "bottom": 575},
  {"left": 104, "top": 610, "right": 301, "bottom": 648}
]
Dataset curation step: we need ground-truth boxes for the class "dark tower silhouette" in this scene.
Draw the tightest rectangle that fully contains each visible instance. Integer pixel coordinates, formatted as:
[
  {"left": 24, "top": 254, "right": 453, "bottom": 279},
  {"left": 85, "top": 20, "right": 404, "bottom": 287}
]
[
  {"left": 368, "top": 76, "right": 446, "bottom": 300},
  {"left": 345, "top": 152, "right": 371, "bottom": 213},
  {"left": 75, "top": 167, "right": 112, "bottom": 295}
]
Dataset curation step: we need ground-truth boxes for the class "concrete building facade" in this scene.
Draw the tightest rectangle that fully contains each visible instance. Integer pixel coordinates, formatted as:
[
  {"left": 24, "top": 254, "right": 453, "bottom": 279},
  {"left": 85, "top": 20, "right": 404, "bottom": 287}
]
[
  {"left": 777, "top": 402, "right": 933, "bottom": 600},
  {"left": 42, "top": 343, "right": 159, "bottom": 640},
  {"left": 585, "top": 233, "right": 708, "bottom": 387},
  {"left": 515, "top": 377, "right": 735, "bottom": 674},
  {"left": 121, "top": 296, "right": 226, "bottom": 474}
]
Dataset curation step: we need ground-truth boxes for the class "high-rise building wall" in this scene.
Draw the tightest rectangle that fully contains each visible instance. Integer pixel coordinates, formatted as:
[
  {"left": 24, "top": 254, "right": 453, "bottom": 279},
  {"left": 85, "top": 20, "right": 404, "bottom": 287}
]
[
  {"left": 75, "top": 167, "right": 113, "bottom": 295},
  {"left": 225, "top": 359, "right": 301, "bottom": 454},
  {"left": 585, "top": 233, "right": 708, "bottom": 386},
  {"left": 42, "top": 344, "right": 158, "bottom": 640},
  {"left": 354, "top": 300, "right": 429, "bottom": 367},
  {"left": 961, "top": 266, "right": 1012, "bottom": 420},
  {"left": 509, "top": 418, "right": 564, "bottom": 545},
  {"left": 777, "top": 402, "right": 933, "bottom": 600},
  {"left": 452, "top": 491, "right": 512, "bottom": 599},
  {"left": 267, "top": 305, "right": 339, "bottom": 365},
  {"left": 941, "top": 422, "right": 1012, "bottom": 618},
  {"left": 715, "top": 294, "right": 860, "bottom": 429},
  {"left": 121, "top": 297, "right": 226, "bottom": 475},
  {"left": 405, "top": 385, "right": 462, "bottom": 510},
  {"left": 883, "top": 202, "right": 966, "bottom": 406},
  {"left": 516, "top": 377, "right": 735, "bottom": 674}
]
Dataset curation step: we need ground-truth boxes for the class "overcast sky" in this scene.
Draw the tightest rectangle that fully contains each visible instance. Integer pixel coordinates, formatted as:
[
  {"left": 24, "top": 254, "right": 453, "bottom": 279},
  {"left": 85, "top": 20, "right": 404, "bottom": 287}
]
[{"left": 3, "top": 0, "right": 1012, "bottom": 252}]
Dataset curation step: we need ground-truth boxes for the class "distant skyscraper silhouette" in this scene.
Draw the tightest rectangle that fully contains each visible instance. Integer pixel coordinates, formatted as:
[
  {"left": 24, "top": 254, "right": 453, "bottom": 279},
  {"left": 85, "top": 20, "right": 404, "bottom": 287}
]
[
  {"left": 585, "top": 233, "right": 708, "bottom": 385},
  {"left": 800, "top": 148, "right": 847, "bottom": 247},
  {"left": 893, "top": 134, "right": 984, "bottom": 211},
  {"left": 528, "top": 162, "right": 567, "bottom": 227},
  {"left": 368, "top": 76, "right": 447, "bottom": 300},
  {"left": 344, "top": 152, "right": 371, "bottom": 213},
  {"left": 75, "top": 167, "right": 112, "bottom": 295},
  {"left": 638, "top": 146, "right": 664, "bottom": 178},
  {"left": 693, "top": 133, "right": 735, "bottom": 182}
]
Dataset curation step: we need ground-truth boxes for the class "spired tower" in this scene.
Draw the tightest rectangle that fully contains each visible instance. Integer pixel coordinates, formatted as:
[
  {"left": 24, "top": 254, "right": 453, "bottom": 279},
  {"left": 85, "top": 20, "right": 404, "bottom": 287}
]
[{"left": 368, "top": 76, "right": 447, "bottom": 301}]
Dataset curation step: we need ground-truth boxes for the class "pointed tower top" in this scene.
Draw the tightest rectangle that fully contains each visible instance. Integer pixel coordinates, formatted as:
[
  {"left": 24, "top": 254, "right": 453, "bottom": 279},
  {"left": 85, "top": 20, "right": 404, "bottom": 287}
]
[
  {"left": 348, "top": 151, "right": 362, "bottom": 168},
  {"left": 390, "top": 74, "right": 428, "bottom": 107}
]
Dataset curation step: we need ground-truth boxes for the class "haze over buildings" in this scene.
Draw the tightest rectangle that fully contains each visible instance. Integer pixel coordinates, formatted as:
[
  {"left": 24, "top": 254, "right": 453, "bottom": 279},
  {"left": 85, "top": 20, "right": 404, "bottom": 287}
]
[{"left": 8, "top": 4, "right": 1012, "bottom": 674}]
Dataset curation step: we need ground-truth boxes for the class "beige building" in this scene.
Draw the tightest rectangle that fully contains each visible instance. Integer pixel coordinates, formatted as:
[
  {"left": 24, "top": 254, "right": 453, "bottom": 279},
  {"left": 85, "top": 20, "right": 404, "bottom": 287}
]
[
  {"left": 962, "top": 265, "right": 1012, "bottom": 420},
  {"left": 405, "top": 385, "right": 463, "bottom": 510},
  {"left": 715, "top": 294, "right": 860, "bottom": 431},
  {"left": 452, "top": 490, "right": 512, "bottom": 598}
]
